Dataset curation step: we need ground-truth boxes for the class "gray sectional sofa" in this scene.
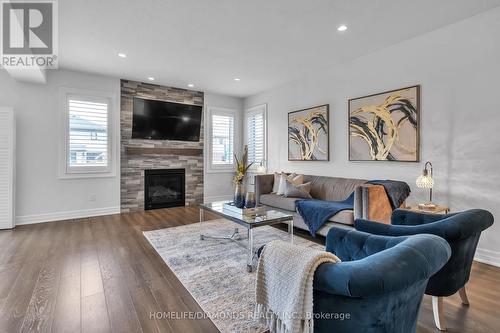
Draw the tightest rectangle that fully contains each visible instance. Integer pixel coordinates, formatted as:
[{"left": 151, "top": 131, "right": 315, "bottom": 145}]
[{"left": 254, "top": 174, "right": 400, "bottom": 236}]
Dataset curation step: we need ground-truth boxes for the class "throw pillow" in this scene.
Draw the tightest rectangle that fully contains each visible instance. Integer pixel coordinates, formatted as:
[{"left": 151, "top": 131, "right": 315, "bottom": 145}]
[
  {"left": 272, "top": 172, "right": 282, "bottom": 193},
  {"left": 277, "top": 173, "right": 302, "bottom": 195},
  {"left": 283, "top": 181, "right": 312, "bottom": 199}
]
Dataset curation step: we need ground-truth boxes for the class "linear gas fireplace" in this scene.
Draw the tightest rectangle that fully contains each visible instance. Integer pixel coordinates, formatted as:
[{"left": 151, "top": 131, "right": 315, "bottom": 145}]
[{"left": 144, "top": 169, "right": 185, "bottom": 210}]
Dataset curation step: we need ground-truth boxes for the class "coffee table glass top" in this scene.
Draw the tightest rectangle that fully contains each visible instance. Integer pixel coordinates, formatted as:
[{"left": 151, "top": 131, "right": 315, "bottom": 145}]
[{"left": 200, "top": 201, "right": 293, "bottom": 226}]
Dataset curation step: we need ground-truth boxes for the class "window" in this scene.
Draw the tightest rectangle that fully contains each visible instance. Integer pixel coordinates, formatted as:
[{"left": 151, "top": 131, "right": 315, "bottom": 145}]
[
  {"left": 212, "top": 114, "right": 234, "bottom": 165},
  {"left": 207, "top": 106, "right": 237, "bottom": 171},
  {"left": 60, "top": 88, "right": 116, "bottom": 178},
  {"left": 68, "top": 98, "right": 108, "bottom": 168},
  {"left": 245, "top": 104, "right": 267, "bottom": 171}
]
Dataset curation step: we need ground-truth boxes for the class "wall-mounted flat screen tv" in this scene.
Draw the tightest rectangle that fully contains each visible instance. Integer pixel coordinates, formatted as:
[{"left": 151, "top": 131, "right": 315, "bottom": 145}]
[{"left": 132, "top": 97, "right": 202, "bottom": 141}]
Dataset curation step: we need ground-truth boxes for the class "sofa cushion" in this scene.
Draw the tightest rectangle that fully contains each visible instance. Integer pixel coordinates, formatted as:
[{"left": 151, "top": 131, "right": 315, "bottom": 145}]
[
  {"left": 328, "top": 210, "right": 354, "bottom": 225},
  {"left": 260, "top": 194, "right": 298, "bottom": 211},
  {"left": 303, "top": 175, "right": 367, "bottom": 201},
  {"left": 261, "top": 193, "right": 355, "bottom": 225},
  {"left": 293, "top": 214, "right": 353, "bottom": 237}
]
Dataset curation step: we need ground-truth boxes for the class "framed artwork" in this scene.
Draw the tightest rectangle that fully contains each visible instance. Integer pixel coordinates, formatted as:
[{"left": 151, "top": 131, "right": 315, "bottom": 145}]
[
  {"left": 288, "top": 104, "right": 329, "bottom": 161},
  {"left": 349, "top": 85, "right": 420, "bottom": 162}
]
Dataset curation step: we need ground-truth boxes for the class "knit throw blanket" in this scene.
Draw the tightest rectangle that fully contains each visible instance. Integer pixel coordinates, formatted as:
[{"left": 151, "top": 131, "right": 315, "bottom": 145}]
[{"left": 255, "top": 240, "right": 340, "bottom": 333}]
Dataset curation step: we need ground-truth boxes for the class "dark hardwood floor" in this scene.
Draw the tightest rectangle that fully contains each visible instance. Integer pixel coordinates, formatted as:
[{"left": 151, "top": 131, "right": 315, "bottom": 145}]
[{"left": 0, "top": 206, "right": 498, "bottom": 333}]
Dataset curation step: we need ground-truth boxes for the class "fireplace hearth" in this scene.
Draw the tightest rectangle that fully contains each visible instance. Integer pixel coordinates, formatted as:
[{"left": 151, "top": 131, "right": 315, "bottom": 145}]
[{"left": 144, "top": 169, "right": 185, "bottom": 210}]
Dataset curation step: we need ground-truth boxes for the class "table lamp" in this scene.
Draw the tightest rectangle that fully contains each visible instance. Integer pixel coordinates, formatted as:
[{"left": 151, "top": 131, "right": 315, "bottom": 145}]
[{"left": 416, "top": 161, "right": 436, "bottom": 209}]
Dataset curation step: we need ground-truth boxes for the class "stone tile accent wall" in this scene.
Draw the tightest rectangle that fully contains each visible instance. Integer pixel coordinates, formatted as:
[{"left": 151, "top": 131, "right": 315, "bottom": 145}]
[{"left": 120, "top": 80, "right": 204, "bottom": 212}]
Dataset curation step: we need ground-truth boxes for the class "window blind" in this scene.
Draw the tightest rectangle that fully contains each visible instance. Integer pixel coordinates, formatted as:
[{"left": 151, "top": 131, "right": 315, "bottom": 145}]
[
  {"left": 211, "top": 114, "right": 234, "bottom": 165},
  {"left": 246, "top": 110, "right": 264, "bottom": 165},
  {"left": 68, "top": 98, "right": 109, "bottom": 168}
]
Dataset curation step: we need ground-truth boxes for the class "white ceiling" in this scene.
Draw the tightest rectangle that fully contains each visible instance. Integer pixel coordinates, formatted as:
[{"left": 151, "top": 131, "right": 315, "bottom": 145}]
[{"left": 59, "top": 0, "right": 500, "bottom": 97}]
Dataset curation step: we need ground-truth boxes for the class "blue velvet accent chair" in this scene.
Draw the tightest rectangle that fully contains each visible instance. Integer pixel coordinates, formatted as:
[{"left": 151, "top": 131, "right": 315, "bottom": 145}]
[
  {"left": 312, "top": 226, "right": 451, "bottom": 333},
  {"left": 354, "top": 209, "right": 494, "bottom": 331}
]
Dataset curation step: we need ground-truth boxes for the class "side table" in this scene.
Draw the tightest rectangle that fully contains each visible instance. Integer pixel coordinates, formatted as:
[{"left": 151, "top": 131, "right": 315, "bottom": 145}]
[{"left": 402, "top": 204, "right": 450, "bottom": 214}]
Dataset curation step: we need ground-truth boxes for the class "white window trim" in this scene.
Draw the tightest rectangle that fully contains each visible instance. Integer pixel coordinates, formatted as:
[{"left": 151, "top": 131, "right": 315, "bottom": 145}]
[
  {"left": 205, "top": 105, "right": 239, "bottom": 174},
  {"left": 244, "top": 103, "right": 267, "bottom": 173},
  {"left": 59, "top": 87, "right": 118, "bottom": 179}
]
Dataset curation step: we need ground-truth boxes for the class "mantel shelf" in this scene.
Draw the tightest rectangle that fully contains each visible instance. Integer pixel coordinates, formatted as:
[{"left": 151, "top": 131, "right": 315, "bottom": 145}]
[{"left": 124, "top": 146, "right": 203, "bottom": 157}]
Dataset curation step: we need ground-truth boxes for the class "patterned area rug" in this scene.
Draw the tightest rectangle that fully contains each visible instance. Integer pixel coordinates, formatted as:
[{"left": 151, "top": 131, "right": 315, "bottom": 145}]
[{"left": 143, "top": 219, "right": 324, "bottom": 333}]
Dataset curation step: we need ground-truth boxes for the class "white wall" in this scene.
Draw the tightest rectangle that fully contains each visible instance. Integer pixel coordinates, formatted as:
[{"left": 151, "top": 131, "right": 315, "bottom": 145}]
[
  {"left": 0, "top": 69, "right": 121, "bottom": 224},
  {"left": 204, "top": 92, "right": 244, "bottom": 202},
  {"left": 244, "top": 8, "right": 500, "bottom": 265},
  {"left": 0, "top": 68, "right": 243, "bottom": 223}
]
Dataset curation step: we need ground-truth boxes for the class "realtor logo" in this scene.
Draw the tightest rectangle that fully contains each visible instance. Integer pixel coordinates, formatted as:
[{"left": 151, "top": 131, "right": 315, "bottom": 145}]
[{"left": 1, "top": 0, "right": 58, "bottom": 69}]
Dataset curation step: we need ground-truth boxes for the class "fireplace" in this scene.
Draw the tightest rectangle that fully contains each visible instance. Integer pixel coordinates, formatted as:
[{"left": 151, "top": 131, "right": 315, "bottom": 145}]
[{"left": 144, "top": 169, "right": 185, "bottom": 210}]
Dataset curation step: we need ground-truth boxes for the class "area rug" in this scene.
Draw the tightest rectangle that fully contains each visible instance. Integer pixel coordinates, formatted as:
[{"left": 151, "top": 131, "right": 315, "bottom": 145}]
[{"left": 143, "top": 219, "right": 324, "bottom": 333}]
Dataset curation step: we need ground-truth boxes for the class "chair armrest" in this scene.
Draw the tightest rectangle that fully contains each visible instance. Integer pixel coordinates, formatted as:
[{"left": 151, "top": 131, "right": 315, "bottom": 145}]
[
  {"left": 325, "top": 226, "right": 405, "bottom": 262},
  {"left": 355, "top": 218, "right": 410, "bottom": 236},
  {"left": 315, "top": 233, "right": 451, "bottom": 297},
  {"left": 314, "top": 261, "right": 358, "bottom": 297},
  {"left": 356, "top": 218, "right": 455, "bottom": 240},
  {"left": 353, "top": 184, "right": 394, "bottom": 223},
  {"left": 371, "top": 209, "right": 494, "bottom": 241},
  {"left": 391, "top": 208, "right": 451, "bottom": 226},
  {"left": 254, "top": 174, "right": 274, "bottom": 205}
]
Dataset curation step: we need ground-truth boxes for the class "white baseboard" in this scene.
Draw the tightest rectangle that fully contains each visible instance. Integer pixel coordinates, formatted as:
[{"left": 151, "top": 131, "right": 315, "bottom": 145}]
[
  {"left": 474, "top": 247, "right": 500, "bottom": 268},
  {"left": 15, "top": 206, "right": 121, "bottom": 226},
  {"left": 204, "top": 195, "right": 232, "bottom": 203}
]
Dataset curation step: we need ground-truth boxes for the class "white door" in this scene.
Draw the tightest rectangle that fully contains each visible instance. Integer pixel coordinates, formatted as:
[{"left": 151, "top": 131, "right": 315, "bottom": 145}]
[{"left": 0, "top": 107, "right": 15, "bottom": 229}]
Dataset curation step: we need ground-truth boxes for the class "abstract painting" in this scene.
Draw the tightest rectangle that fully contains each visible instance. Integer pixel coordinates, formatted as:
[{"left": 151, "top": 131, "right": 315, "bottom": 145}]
[
  {"left": 288, "top": 104, "right": 329, "bottom": 161},
  {"left": 349, "top": 85, "right": 420, "bottom": 162}
]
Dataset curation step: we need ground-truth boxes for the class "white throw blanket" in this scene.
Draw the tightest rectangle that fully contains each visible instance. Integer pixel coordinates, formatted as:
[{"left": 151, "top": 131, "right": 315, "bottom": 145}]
[{"left": 255, "top": 240, "right": 340, "bottom": 333}]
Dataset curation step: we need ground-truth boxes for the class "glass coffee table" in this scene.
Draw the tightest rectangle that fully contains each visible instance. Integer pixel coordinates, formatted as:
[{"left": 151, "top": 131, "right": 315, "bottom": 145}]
[{"left": 199, "top": 201, "right": 294, "bottom": 272}]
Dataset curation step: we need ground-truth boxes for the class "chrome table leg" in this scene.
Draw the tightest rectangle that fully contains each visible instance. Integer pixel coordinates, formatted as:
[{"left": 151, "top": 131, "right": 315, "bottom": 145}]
[
  {"left": 288, "top": 219, "right": 294, "bottom": 244},
  {"left": 247, "top": 228, "right": 254, "bottom": 272}
]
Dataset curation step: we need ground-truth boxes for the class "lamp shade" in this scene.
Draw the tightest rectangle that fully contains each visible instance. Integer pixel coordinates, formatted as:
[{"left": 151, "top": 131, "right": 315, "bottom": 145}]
[{"left": 416, "top": 174, "right": 434, "bottom": 188}]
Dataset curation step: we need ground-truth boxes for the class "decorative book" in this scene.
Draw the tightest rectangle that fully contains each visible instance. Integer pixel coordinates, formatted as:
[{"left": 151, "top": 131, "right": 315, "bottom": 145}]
[{"left": 223, "top": 202, "right": 266, "bottom": 216}]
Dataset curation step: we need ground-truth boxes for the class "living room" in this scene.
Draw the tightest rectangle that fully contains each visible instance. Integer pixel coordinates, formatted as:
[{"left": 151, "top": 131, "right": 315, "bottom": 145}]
[{"left": 1, "top": 1, "right": 499, "bottom": 333}]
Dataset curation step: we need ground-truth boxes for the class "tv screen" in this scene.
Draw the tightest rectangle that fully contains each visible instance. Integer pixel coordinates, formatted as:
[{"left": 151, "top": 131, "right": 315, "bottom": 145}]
[{"left": 131, "top": 97, "right": 202, "bottom": 141}]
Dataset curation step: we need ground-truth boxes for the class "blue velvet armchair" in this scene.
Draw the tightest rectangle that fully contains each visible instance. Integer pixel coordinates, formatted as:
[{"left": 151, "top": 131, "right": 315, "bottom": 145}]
[
  {"left": 312, "top": 226, "right": 451, "bottom": 333},
  {"left": 354, "top": 208, "right": 494, "bottom": 331}
]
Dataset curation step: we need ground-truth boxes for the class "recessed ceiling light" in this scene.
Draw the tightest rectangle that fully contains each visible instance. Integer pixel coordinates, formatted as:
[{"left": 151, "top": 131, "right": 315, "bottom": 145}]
[
  {"left": 337, "top": 25, "right": 348, "bottom": 32},
  {"left": 147, "top": 77, "right": 155, "bottom": 81},
  {"left": 117, "top": 52, "right": 127, "bottom": 58},
  {"left": 187, "top": 83, "right": 194, "bottom": 88},
  {"left": 234, "top": 78, "right": 241, "bottom": 81}
]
